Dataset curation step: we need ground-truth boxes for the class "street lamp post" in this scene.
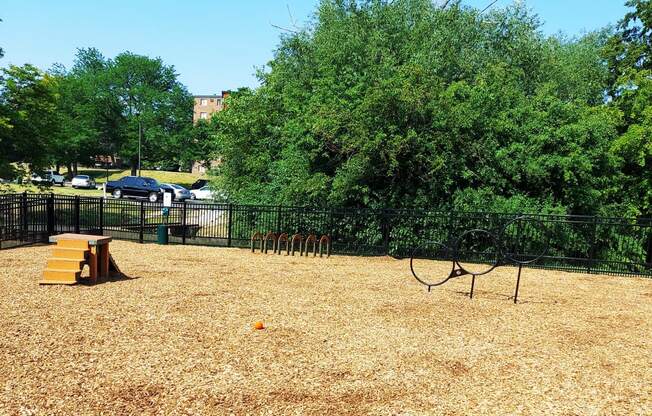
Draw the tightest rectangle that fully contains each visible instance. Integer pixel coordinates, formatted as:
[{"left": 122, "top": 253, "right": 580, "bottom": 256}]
[{"left": 138, "top": 119, "right": 142, "bottom": 177}]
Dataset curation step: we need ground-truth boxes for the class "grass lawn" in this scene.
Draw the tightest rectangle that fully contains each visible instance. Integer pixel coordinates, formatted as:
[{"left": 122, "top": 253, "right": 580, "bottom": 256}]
[
  {"left": 1, "top": 183, "right": 104, "bottom": 197},
  {"left": 61, "top": 168, "right": 206, "bottom": 189},
  {"left": 0, "top": 241, "right": 650, "bottom": 414},
  {"left": 1, "top": 168, "right": 206, "bottom": 197}
]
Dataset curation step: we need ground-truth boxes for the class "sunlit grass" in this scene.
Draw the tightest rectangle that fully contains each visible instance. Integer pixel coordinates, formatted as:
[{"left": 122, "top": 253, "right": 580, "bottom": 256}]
[{"left": 1, "top": 168, "right": 207, "bottom": 196}]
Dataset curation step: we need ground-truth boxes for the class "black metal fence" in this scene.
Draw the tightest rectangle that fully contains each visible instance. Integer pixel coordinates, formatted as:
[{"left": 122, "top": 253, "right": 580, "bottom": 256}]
[{"left": 1, "top": 192, "right": 651, "bottom": 277}]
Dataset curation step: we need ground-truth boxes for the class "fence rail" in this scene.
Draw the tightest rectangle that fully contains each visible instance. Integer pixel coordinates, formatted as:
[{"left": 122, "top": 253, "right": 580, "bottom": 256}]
[{"left": 1, "top": 192, "right": 651, "bottom": 277}]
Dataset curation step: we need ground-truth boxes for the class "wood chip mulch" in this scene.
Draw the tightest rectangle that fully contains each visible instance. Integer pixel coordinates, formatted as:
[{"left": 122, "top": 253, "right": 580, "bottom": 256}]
[{"left": 1, "top": 241, "right": 651, "bottom": 415}]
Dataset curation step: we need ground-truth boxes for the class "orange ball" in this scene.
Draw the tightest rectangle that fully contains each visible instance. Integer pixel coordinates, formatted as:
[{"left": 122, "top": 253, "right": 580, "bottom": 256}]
[{"left": 254, "top": 321, "right": 265, "bottom": 330}]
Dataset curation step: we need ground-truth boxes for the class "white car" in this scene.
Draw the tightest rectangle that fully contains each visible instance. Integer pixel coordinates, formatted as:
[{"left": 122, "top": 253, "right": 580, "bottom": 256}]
[
  {"left": 71, "top": 175, "right": 96, "bottom": 189},
  {"left": 190, "top": 186, "right": 213, "bottom": 200},
  {"left": 162, "top": 183, "right": 192, "bottom": 201},
  {"left": 31, "top": 170, "right": 65, "bottom": 186}
]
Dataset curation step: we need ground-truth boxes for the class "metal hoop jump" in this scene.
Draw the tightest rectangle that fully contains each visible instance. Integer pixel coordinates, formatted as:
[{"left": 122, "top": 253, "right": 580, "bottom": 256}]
[{"left": 410, "top": 216, "right": 549, "bottom": 303}]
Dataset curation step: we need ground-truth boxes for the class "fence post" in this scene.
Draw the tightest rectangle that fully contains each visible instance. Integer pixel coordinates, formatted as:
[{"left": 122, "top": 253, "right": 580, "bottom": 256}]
[
  {"left": 181, "top": 200, "right": 187, "bottom": 245},
  {"left": 74, "top": 196, "right": 80, "bottom": 234},
  {"left": 227, "top": 203, "right": 233, "bottom": 247},
  {"left": 139, "top": 200, "right": 145, "bottom": 244},
  {"left": 382, "top": 208, "right": 391, "bottom": 255},
  {"left": 99, "top": 197, "right": 104, "bottom": 235},
  {"left": 21, "top": 192, "right": 28, "bottom": 241},
  {"left": 276, "top": 205, "right": 282, "bottom": 234},
  {"left": 47, "top": 193, "right": 54, "bottom": 237},
  {"left": 646, "top": 222, "right": 652, "bottom": 267},
  {"left": 587, "top": 216, "right": 597, "bottom": 273}
]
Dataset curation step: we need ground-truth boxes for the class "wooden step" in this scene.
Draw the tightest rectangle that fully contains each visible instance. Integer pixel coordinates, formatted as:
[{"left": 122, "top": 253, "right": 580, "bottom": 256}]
[
  {"left": 52, "top": 247, "right": 88, "bottom": 260},
  {"left": 56, "top": 239, "right": 90, "bottom": 249},
  {"left": 40, "top": 268, "right": 81, "bottom": 285},
  {"left": 47, "top": 258, "right": 85, "bottom": 270}
]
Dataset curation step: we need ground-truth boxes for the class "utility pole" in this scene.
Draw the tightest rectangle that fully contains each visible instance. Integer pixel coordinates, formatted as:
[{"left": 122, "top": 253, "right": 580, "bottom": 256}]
[{"left": 138, "top": 118, "right": 142, "bottom": 177}]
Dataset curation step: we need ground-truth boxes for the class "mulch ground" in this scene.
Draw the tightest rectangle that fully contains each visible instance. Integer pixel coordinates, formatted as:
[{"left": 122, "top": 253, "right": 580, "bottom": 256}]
[{"left": 0, "top": 241, "right": 651, "bottom": 415}]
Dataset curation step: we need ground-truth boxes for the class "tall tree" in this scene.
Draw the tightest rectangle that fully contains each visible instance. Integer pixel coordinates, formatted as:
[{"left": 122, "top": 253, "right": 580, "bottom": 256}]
[
  {"left": 604, "top": 0, "right": 652, "bottom": 215},
  {"left": 107, "top": 52, "right": 193, "bottom": 175},
  {"left": 213, "top": 0, "right": 621, "bottom": 215},
  {"left": 52, "top": 49, "right": 193, "bottom": 175},
  {"left": 0, "top": 64, "right": 59, "bottom": 178}
]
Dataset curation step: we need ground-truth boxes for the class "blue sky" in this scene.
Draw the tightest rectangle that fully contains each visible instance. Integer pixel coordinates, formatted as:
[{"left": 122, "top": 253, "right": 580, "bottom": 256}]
[{"left": 0, "top": 1, "right": 630, "bottom": 94}]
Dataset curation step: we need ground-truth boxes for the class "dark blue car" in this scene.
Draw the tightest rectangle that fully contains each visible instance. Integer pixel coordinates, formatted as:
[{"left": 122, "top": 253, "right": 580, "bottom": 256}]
[{"left": 105, "top": 176, "right": 174, "bottom": 202}]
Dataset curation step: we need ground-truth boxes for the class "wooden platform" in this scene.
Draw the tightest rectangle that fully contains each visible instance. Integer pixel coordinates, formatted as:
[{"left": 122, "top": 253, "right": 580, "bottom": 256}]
[{"left": 40, "top": 234, "right": 113, "bottom": 285}]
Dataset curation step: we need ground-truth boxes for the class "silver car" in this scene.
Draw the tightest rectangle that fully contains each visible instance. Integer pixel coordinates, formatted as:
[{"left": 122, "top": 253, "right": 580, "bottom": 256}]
[{"left": 163, "top": 183, "right": 192, "bottom": 201}]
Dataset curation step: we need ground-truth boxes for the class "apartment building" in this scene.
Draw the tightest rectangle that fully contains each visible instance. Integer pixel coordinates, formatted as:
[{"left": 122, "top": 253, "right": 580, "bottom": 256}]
[
  {"left": 193, "top": 91, "right": 229, "bottom": 123},
  {"left": 191, "top": 91, "right": 229, "bottom": 173}
]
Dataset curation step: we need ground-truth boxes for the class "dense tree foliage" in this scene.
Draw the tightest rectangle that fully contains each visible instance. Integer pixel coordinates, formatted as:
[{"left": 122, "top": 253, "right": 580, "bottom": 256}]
[
  {"left": 0, "top": 47, "right": 198, "bottom": 178},
  {"left": 211, "top": 0, "right": 646, "bottom": 216},
  {"left": 0, "top": 64, "right": 59, "bottom": 178},
  {"left": 56, "top": 49, "right": 195, "bottom": 175},
  {"left": 604, "top": 0, "right": 652, "bottom": 214}
]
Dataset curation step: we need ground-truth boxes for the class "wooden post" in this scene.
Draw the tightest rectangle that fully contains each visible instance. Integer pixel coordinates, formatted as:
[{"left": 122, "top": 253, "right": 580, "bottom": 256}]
[
  {"left": 100, "top": 244, "right": 110, "bottom": 278},
  {"left": 88, "top": 245, "right": 98, "bottom": 284}
]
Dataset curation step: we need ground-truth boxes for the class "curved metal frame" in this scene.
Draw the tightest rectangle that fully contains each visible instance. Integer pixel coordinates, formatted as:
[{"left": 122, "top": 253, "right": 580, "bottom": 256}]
[
  {"left": 499, "top": 216, "right": 549, "bottom": 265},
  {"left": 409, "top": 217, "right": 549, "bottom": 303},
  {"left": 454, "top": 229, "right": 500, "bottom": 276},
  {"left": 263, "top": 232, "right": 278, "bottom": 254},
  {"left": 304, "top": 234, "right": 317, "bottom": 257},
  {"left": 409, "top": 242, "right": 456, "bottom": 289},
  {"left": 290, "top": 234, "right": 303, "bottom": 256},
  {"left": 277, "top": 233, "right": 289, "bottom": 255},
  {"left": 250, "top": 231, "right": 264, "bottom": 253},
  {"left": 318, "top": 235, "right": 331, "bottom": 258}
]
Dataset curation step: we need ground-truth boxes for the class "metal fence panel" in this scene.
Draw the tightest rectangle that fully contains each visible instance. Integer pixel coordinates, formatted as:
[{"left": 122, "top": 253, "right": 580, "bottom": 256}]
[{"left": 0, "top": 192, "right": 651, "bottom": 277}]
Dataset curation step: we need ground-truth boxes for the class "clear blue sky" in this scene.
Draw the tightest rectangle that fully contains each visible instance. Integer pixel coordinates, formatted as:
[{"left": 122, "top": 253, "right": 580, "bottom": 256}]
[{"left": 0, "top": 0, "right": 630, "bottom": 95}]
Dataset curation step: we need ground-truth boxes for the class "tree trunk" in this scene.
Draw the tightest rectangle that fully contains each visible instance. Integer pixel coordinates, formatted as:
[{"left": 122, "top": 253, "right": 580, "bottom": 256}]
[
  {"left": 73, "top": 162, "right": 78, "bottom": 177},
  {"left": 130, "top": 157, "right": 138, "bottom": 176},
  {"left": 66, "top": 163, "right": 73, "bottom": 180}
]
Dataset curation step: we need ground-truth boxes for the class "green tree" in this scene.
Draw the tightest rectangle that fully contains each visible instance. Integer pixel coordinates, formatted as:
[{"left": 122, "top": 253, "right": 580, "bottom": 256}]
[
  {"left": 176, "top": 119, "right": 219, "bottom": 171},
  {"left": 51, "top": 49, "right": 194, "bottom": 175},
  {"left": 604, "top": 0, "right": 652, "bottom": 215},
  {"left": 0, "top": 64, "right": 59, "bottom": 178},
  {"left": 107, "top": 52, "right": 193, "bottom": 174},
  {"left": 213, "top": 0, "right": 621, "bottom": 215}
]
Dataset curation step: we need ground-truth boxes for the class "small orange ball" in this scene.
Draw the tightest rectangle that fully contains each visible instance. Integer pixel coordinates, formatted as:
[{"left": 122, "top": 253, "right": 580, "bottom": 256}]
[{"left": 254, "top": 321, "right": 265, "bottom": 330}]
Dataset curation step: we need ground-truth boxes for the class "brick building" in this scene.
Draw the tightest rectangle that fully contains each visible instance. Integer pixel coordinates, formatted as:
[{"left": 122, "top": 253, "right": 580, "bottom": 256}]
[
  {"left": 191, "top": 91, "right": 229, "bottom": 173},
  {"left": 193, "top": 92, "right": 229, "bottom": 123}
]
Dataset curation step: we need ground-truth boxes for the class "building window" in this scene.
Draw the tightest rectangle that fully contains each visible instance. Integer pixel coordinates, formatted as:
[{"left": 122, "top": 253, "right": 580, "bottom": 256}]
[
  {"left": 200, "top": 98, "right": 208, "bottom": 106},
  {"left": 200, "top": 112, "right": 208, "bottom": 119}
]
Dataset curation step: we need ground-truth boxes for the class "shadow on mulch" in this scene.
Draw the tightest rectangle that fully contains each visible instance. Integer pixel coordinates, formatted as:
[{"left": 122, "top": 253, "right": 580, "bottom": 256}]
[
  {"left": 78, "top": 273, "right": 141, "bottom": 286},
  {"left": 449, "top": 288, "right": 561, "bottom": 305}
]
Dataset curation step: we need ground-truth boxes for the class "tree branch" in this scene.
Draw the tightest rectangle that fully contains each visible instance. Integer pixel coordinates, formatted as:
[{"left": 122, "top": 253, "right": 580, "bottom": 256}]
[{"left": 480, "top": 0, "right": 498, "bottom": 15}]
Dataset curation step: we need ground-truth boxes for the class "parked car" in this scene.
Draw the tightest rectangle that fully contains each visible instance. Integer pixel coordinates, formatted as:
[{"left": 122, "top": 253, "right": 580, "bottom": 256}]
[
  {"left": 190, "top": 179, "right": 208, "bottom": 190},
  {"left": 31, "top": 170, "right": 65, "bottom": 186},
  {"left": 105, "top": 176, "right": 173, "bottom": 202},
  {"left": 162, "top": 183, "right": 192, "bottom": 201},
  {"left": 190, "top": 186, "right": 213, "bottom": 200},
  {"left": 71, "top": 175, "right": 97, "bottom": 189}
]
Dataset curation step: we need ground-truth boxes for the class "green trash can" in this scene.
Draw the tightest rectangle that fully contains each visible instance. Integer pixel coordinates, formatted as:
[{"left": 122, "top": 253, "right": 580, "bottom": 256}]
[{"left": 157, "top": 224, "right": 169, "bottom": 245}]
